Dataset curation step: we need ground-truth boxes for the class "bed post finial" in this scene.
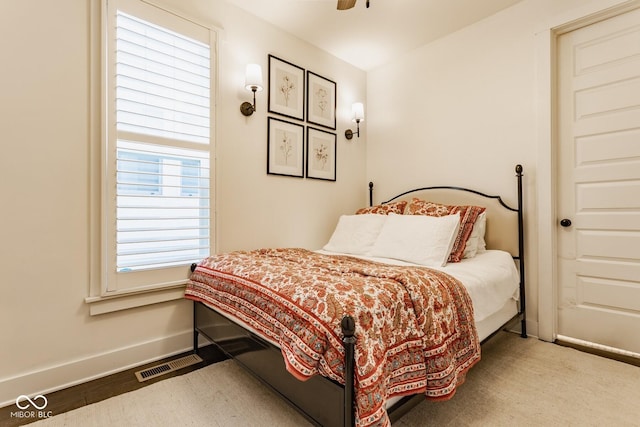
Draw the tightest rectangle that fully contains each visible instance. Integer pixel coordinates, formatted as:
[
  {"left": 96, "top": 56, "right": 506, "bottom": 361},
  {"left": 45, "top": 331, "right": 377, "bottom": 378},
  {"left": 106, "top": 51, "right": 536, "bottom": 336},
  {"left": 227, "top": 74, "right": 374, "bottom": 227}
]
[
  {"left": 369, "top": 182, "right": 374, "bottom": 207},
  {"left": 341, "top": 315, "right": 356, "bottom": 427},
  {"left": 341, "top": 315, "right": 355, "bottom": 336}
]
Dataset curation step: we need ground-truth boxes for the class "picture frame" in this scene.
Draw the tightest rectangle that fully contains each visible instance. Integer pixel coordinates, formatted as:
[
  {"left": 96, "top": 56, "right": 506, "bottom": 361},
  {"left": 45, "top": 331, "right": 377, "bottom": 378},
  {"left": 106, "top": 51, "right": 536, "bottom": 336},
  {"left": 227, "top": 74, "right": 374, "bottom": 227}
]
[
  {"left": 306, "top": 127, "right": 336, "bottom": 181},
  {"left": 267, "top": 117, "right": 305, "bottom": 178},
  {"left": 306, "top": 71, "right": 336, "bottom": 130},
  {"left": 268, "top": 55, "right": 305, "bottom": 121}
]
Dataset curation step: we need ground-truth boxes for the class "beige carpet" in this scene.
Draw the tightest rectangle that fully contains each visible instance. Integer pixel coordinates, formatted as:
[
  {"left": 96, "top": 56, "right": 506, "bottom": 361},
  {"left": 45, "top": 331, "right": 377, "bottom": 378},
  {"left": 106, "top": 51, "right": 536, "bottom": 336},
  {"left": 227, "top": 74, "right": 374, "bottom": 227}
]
[{"left": 33, "top": 332, "right": 640, "bottom": 426}]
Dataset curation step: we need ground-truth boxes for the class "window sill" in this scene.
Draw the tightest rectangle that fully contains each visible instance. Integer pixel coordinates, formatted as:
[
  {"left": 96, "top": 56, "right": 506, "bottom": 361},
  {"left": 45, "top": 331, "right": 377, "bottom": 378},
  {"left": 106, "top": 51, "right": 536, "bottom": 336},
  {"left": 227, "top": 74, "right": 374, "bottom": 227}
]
[{"left": 85, "top": 284, "right": 186, "bottom": 315}]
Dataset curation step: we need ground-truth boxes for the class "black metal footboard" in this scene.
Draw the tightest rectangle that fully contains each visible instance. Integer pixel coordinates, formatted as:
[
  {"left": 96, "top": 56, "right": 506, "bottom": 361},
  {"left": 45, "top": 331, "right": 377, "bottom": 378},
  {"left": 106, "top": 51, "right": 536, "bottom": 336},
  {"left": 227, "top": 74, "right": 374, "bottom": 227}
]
[{"left": 192, "top": 300, "right": 357, "bottom": 427}]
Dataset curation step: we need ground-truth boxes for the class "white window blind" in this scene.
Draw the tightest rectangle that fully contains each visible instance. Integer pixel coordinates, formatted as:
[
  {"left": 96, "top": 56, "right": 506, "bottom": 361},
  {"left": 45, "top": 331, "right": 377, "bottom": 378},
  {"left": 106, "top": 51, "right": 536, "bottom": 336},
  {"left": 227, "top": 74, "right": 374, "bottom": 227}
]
[
  {"left": 104, "top": 0, "right": 213, "bottom": 293},
  {"left": 116, "top": 141, "right": 210, "bottom": 272},
  {"left": 115, "top": 11, "right": 210, "bottom": 144}
]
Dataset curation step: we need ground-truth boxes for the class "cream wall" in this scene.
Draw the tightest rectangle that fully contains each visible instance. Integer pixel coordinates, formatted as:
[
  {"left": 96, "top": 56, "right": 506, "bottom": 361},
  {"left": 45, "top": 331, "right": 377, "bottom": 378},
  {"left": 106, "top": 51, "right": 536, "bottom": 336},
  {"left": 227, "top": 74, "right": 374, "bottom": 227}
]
[
  {"left": 365, "top": 0, "right": 629, "bottom": 338},
  {"left": 0, "top": 0, "right": 365, "bottom": 406},
  {"left": 3, "top": 0, "right": 627, "bottom": 409},
  {"left": 208, "top": 2, "right": 368, "bottom": 252}
]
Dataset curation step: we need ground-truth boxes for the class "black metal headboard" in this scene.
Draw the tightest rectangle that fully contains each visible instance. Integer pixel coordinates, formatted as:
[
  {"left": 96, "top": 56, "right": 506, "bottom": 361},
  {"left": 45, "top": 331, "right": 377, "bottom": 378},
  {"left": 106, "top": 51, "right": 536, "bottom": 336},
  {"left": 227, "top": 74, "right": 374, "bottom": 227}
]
[{"left": 368, "top": 164, "right": 526, "bottom": 337}]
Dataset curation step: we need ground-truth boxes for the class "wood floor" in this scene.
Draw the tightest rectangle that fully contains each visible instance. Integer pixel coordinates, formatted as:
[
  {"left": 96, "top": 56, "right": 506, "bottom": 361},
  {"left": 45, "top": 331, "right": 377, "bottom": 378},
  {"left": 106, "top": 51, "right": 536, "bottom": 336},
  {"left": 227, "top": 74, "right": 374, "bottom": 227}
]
[{"left": 0, "top": 345, "right": 227, "bottom": 427}]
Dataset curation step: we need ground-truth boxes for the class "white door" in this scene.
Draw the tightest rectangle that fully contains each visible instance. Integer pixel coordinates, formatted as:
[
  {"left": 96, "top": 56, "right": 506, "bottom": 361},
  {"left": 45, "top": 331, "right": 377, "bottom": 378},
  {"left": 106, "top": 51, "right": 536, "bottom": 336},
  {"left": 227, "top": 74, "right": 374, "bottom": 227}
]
[{"left": 557, "top": 6, "right": 640, "bottom": 355}]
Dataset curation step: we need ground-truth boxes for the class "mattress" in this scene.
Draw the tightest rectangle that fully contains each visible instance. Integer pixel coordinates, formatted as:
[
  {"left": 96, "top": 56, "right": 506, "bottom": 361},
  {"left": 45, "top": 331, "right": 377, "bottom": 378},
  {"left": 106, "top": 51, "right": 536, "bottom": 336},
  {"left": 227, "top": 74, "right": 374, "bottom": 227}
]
[
  {"left": 197, "top": 248, "right": 519, "bottom": 349},
  {"left": 318, "top": 248, "right": 520, "bottom": 327}
]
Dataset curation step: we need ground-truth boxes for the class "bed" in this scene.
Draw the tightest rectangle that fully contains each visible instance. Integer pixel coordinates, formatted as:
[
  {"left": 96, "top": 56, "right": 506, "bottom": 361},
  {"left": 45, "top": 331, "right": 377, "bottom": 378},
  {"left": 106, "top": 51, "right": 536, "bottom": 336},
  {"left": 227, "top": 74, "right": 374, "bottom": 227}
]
[{"left": 186, "top": 164, "right": 526, "bottom": 427}]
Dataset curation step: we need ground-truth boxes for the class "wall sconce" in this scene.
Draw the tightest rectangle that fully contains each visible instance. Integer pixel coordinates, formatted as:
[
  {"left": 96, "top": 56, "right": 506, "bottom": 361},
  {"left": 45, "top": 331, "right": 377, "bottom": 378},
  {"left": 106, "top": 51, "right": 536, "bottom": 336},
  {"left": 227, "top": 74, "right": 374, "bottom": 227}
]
[
  {"left": 240, "top": 64, "right": 263, "bottom": 116},
  {"left": 345, "top": 102, "right": 364, "bottom": 139}
]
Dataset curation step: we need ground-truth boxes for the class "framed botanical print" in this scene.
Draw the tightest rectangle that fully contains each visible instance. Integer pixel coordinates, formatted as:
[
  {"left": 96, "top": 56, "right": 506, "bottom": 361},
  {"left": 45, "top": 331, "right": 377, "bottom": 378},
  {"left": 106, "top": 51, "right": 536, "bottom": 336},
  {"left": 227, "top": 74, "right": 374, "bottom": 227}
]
[
  {"left": 268, "top": 55, "right": 305, "bottom": 121},
  {"left": 306, "top": 71, "right": 336, "bottom": 130},
  {"left": 306, "top": 127, "right": 336, "bottom": 181},
  {"left": 267, "top": 117, "right": 305, "bottom": 178}
]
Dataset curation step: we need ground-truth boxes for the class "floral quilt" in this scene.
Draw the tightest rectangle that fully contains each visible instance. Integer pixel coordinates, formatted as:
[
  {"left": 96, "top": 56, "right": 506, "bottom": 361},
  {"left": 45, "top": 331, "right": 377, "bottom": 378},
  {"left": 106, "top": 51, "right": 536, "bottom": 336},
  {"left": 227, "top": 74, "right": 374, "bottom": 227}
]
[{"left": 185, "top": 248, "right": 480, "bottom": 427}]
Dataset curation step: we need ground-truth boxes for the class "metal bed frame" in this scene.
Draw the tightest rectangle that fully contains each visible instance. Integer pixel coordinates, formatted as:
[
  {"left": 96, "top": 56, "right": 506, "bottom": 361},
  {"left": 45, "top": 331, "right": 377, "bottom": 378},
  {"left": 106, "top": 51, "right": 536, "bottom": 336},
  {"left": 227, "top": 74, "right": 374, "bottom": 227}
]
[{"left": 190, "top": 164, "right": 526, "bottom": 427}]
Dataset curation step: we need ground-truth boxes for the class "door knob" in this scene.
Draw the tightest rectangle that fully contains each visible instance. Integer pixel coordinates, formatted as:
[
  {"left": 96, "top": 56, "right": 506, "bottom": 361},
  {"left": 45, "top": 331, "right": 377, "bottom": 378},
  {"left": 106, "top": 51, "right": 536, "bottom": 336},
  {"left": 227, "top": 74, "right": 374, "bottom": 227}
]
[{"left": 560, "top": 218, "right": 572, "bottom": 227}]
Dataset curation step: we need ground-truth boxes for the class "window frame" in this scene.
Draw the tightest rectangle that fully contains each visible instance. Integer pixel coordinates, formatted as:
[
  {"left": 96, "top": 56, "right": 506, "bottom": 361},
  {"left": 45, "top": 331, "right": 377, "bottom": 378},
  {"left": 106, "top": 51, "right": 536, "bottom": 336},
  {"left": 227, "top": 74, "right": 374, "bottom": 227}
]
[{"left": 86, "top": 0, "right": 217, "bottom": 314}]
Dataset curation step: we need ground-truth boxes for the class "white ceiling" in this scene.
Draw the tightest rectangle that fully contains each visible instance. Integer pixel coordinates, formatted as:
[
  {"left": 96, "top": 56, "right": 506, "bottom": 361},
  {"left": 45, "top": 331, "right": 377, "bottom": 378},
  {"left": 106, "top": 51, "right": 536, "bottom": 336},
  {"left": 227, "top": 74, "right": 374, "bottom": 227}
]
[{"left": 225, "top": 0, "right": 523, "bottom": 71}]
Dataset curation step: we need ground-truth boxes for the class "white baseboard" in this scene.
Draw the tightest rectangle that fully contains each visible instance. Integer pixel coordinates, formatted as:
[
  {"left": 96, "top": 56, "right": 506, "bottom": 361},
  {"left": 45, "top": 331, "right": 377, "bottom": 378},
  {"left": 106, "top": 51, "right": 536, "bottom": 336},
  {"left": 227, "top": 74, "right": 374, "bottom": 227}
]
[
  {"left": 0, "top": 330, "right": 194, "bottom": 408},
  {"left": 509, "top": 319, "right": 538, "bottom": 338},
  {"left": 503, "top": 318, "right": 539, "bottom": 340},
  {"left": 525, "top": 319, "right": 539, "bottom": 339}
]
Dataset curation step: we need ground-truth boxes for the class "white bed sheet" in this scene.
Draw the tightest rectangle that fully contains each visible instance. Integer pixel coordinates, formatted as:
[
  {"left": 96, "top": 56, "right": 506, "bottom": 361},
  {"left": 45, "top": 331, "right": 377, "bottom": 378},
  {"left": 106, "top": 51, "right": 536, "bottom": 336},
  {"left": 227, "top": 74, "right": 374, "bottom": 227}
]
[{"left": 317, "top": 249, "right": 520, "bottom": 324}]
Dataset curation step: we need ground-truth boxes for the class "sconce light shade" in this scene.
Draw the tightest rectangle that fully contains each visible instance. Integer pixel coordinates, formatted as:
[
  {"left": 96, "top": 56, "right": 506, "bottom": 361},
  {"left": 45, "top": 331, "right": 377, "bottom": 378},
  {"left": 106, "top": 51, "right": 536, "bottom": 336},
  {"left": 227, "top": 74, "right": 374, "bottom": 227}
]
[
  {"left": 244, "top": 64, "right": 263, "bottom": 92},
  {"left": 352, "top": 102, "right": 364, "bottom": 122},
  {"left": 241, "top": 64, "right": 263, "bottom": 116},
  {"left": 345, "top": 102, "right": 364, "bottom": 139}
]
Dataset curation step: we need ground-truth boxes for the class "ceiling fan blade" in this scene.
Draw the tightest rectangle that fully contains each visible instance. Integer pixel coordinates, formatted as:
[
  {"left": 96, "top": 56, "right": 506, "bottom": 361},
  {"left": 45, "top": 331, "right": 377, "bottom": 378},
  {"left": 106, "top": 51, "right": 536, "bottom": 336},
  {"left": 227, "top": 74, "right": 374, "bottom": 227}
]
[{"left": 337, "top": 0, "right": 357, "bottom": 10}]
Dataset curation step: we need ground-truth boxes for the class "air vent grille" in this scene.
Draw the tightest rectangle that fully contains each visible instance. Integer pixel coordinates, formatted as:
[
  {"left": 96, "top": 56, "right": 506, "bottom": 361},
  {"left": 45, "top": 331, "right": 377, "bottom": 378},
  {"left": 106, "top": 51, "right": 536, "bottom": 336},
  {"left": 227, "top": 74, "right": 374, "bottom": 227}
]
[{"left": 134, "top": 354, "right": 203, "bottom": 382}]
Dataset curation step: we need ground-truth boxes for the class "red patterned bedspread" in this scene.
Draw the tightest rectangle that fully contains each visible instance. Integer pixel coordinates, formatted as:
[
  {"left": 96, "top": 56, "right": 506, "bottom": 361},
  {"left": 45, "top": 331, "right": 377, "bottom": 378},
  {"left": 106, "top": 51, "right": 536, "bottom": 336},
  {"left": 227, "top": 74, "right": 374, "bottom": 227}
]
[{"left": 185, "top": 248, "right": 480, "bottom": 427}]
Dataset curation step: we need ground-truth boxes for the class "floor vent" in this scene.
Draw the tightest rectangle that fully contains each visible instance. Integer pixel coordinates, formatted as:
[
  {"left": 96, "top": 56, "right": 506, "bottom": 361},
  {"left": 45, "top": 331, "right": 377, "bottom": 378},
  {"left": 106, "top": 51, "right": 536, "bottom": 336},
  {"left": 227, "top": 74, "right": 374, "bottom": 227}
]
[{"left": 135, "top": 354, "right": 203, "bottom": 382}]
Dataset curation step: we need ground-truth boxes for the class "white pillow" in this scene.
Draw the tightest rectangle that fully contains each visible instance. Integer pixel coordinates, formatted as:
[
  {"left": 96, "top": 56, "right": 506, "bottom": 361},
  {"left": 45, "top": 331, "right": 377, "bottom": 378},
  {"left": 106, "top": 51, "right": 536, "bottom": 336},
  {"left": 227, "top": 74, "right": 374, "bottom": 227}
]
[
  {"left": 369, "top": 213, "right": 461, "bottom": 267},
  {"left": 323, "top": 214, "right": 388, "bottom": 255},
  {"left": 463, "top": 211, "right": 487, "bottom": 258}
]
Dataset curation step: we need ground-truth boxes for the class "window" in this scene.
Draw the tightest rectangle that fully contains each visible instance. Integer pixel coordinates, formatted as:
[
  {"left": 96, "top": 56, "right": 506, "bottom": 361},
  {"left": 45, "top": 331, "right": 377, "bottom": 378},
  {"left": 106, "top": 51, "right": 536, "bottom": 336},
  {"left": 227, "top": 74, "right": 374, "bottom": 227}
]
[
  {"left": 115, "top": 141, "right": 210, "bottom": 273},
  {"left": 103, "top": 0, "right": 214, "bottom": 294}
]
